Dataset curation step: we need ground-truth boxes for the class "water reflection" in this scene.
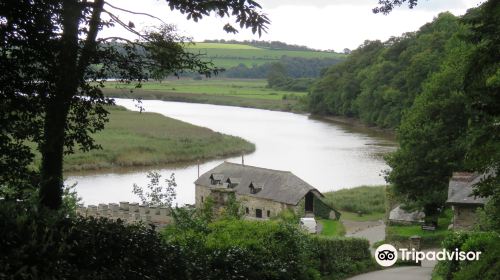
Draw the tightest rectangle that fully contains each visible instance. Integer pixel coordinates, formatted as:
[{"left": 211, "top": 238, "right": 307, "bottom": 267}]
[{"left": 68, "top": 99, "right": 397, "bottom": 206}]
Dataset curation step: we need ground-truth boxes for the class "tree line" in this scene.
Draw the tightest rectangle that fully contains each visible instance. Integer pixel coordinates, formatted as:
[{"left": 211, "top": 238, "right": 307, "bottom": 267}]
[
  {"left": 309, "top": 2, "right": 499, "bottom": 230},
  {"left": 202, "top": 39, "right": 322, "bottom": 51}
]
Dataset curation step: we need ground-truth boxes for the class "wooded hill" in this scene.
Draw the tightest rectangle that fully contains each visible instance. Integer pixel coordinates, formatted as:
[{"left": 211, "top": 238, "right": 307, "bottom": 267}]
[
  {"left": 187, "top": 42, "right": 345, "bottom": 78},
  {"left": 308, "top": 12, "right": 464, "bottom": 128}
]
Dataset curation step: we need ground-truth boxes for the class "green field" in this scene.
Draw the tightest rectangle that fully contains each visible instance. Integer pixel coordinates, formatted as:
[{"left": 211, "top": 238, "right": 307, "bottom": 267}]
[
  {"left": 103, "top": 79, "right": 308, "bottom": 112},
  {"left": 46, "top": 106, "right": 255, "bottom": 171},
  {"left": 187, "top": 42, "right": 344, "bottom": 68}
]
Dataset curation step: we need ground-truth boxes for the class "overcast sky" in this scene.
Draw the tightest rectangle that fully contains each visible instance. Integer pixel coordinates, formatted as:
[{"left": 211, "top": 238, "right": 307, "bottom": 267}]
[{"left": 102, "top": 0, "right": 484, "bottom": 51}]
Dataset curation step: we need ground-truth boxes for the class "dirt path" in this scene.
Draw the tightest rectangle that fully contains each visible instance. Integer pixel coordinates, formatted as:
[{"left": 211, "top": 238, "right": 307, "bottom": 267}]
[{"left": 343, "top": 220, "right": 386, "bottom": 246}]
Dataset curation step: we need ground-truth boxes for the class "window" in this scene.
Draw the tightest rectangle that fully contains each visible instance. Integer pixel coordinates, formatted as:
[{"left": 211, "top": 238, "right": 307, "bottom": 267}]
[
  {"left": 201, "top": 196, "right": 204, "bottom": 203},
  {"left": 245, "top": 207, "right": 249, "bottom": 214},
  {"left": 267, "top": 210, "right": 271, "bottom": 217},
  {"left": 256, "top": 209, "right": 262, "bottom": 218}
]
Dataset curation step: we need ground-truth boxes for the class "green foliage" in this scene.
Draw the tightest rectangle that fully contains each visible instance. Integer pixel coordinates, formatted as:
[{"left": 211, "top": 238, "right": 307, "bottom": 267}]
[
  {"left": 384, "top": 14, "right": 476, "bottom": 216},
  {"left": 132, "top": 171, "right": 177, "bottom": 207},
  {"left": 309, "top": 236, "right": 375, "bottom": 280},
  {"left": 434, "top": 231, "right": 500, "bottom": 280},
  {"left": 164, "top": 219, "right": 315, "bottom": 280},
  {"left": 323, "top": 186, "right": 386, "bottom": 214},
  {"left": 309, "top": 12, "right": 462, "bottom": 128},
  {"left": 0, "top": 200, "right": 184, "bottom": 280},
  {"left": 461, "top": 0, "right": 500, "bottom": 230}
]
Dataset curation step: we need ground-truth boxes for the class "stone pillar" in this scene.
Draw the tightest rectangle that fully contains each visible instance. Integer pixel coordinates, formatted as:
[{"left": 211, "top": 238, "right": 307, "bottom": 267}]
[
  {"left": 76, "top": 205, "right": 87, "bottom": 217},
  {"left": 98, "top": 204, "right": 109, "bottom": 218},
  {"left": 129, "top": 203, "right": 139, "bottom": 213},
  {"left": 119, "top": 202, "right": 129, "bottom": 211},
  {"left": 410, "top": 235, "right": 421, "bottom": 251},
  {"left": 87, "top": 205, "right": 97, "bottom": 217}
]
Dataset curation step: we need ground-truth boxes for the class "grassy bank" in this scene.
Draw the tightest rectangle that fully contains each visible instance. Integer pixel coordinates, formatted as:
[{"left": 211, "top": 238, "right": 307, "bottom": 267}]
[
  {"left": 323, "top": 185, "right": 387, "bottom": 216},
  {"left": 102, "top": 79, "right": 308, "bottom": 112},
  {"left": 58, "top": 106, "right": 254, "bottom": 171}
]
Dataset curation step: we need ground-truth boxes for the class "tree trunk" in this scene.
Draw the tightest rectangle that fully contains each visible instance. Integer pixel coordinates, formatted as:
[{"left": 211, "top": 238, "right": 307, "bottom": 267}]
[{"left": 39, "top": 0, "right": 80, "bottom": 209}]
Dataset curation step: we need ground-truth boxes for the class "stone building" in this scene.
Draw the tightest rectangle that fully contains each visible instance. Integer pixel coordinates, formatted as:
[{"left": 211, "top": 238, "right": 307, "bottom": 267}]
[
  {"left": 195, "top": 162, "right": 339, "bottom": 220},
  {"left": 446, "top": 172, "right": 488, "bottom": 230}
]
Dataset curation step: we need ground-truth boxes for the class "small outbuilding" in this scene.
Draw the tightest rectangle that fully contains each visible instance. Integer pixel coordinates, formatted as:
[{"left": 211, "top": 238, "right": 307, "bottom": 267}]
[
  {"left": 388, "top": 204, "right": 425, "bottom": 225},
  {"left": 446, "top": 172, "right": 489, "bottom": 230}
]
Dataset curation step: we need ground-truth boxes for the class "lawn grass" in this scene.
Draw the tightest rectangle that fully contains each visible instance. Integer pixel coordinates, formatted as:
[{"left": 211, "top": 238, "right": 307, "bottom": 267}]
[
  {"left": 340, "top": 211, "right": 385, "bottom": 222},
  {"left": 323, "top": 185, "right": 387, "bottom": 215},
  {"left": 318, "top": 219, "right": 346, "bottom": 237},
  {"left": 32, "top": 105, "right": 255, "bottom": 172},
  {"left": 102, "top": 79, "right": 308, "bottom": 112}
]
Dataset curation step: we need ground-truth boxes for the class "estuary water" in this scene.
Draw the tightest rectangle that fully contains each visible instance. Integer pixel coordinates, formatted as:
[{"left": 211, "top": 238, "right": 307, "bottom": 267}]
[{"left": 68, "top": 99, "right": 396, "bottom": 206}]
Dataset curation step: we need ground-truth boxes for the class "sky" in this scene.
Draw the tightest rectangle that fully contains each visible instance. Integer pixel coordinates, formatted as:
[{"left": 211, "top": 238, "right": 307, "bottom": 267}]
[{"left": 101, "top": 0, "right": 484, "bottom": 51}]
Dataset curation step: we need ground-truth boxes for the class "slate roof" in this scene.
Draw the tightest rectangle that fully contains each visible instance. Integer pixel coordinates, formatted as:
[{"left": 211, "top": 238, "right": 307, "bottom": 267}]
[
  {"left": 194, "top": 162, "right": 322, "bottom": 205},
  {"left": 389, "top": 205, "right": 425, "bottom": 223},
  {"left": 446, "top": 172, "right": 488, "bottom": 206}
]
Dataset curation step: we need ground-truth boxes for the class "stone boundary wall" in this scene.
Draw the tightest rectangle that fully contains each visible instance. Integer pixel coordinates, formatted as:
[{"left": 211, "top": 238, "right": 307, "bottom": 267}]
[{"left": 76, "top": 202, "right": 172, "bottom": 227}]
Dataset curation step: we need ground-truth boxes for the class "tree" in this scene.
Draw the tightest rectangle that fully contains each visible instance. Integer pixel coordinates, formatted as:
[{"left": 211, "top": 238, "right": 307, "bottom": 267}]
[
  {"left": 267, "top": 62, "right": 288, "bottom": 88},
  {"left": 133, "top": 171, "right": 177, "bottom": 208},
  {"left": 379, "top": 0, "right": 499, "bottom": 225},
  {"left": 0, "top": 0, "right": 269, "bottom": 209},
  {"left": 461, "top": 0, "right": 500, "bottom": 230}
]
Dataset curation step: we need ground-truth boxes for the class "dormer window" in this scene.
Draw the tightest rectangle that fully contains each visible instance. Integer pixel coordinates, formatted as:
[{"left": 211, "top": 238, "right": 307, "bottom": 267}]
[
  {"left": 226, "top": 177, "right": 241, "bottom": 188},
  {"left": 249, "top": 182, "right": 263, "bottom": 194},
  {"left": 209, "top": 173, "right": 224, "bottom": 185}
]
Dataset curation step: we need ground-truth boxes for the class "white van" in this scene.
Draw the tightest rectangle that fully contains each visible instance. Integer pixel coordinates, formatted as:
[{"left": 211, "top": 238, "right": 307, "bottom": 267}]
[{"left": 299, "top": 217, "right": 317, "bottom": 234}]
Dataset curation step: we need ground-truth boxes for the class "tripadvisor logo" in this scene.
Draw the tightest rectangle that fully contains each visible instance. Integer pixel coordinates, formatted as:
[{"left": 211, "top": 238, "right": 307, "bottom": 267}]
[
  {"left": 374, "top": 244, "right": 482, "bottom": 267},
  {"left": 375, "top": 244, "right": 398, "bottom": 267}
]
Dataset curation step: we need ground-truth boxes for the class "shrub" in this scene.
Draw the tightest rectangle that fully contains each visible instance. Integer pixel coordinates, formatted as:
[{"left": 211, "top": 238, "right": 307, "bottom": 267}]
[
  {"left": 309, "top": 236, "right": 375, "bottom": 279},
  {"left": 0, "top": 201, "right": 184, "bottom": 280},
  {"left": 434, "top": 231, "right": 500, "bottom": 280},
  {"left": 164, "top": 219, "right": 315, "bottom": 280}
]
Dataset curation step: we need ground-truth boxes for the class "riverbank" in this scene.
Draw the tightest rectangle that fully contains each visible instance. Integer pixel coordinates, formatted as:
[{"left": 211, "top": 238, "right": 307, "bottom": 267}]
[
  {"left": 101, "top": 79, "right": 308, "bottom": 112},
  {"left": 60, "top": 105, "right": 255, "bottom": 171}
]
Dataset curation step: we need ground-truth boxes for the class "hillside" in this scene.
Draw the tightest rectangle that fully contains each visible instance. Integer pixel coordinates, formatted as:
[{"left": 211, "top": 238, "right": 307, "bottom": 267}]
[
  {"left": 309, "top": 12, "right": 464, "bottom": 128},
  {"left": 187, "top": 42, "right": 345, "bottom": 69}
]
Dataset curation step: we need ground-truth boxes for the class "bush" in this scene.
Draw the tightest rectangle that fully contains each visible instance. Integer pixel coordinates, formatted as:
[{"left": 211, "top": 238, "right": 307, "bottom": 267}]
[
  {"left": 434, "top": 231, "right": 500, "bottom": 280},
  {"left": 0, "top": 200, "right": 184, "bottom": 280},
  {"left": 164, "top": 219, "right": 315, "bottom": 280},
  {"left": 309, "top": 236, "right": 375, "bottom": 279}
]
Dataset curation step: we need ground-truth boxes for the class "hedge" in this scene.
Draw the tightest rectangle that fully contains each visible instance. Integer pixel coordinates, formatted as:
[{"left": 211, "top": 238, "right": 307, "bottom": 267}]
[
  {"left": 433, "top": 231, "right": 500, "bottom": 280},
  {"left": 309, "top": 236, "right": 375, "bottom": 279},
  {"left": 0, "top": 201, "right": 184, "bottom": 280}
]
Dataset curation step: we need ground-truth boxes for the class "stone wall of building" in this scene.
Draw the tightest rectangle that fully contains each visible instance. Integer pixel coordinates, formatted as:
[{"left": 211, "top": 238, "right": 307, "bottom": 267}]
[
  {"left": 238, "top": 195, "right": 296, "bottom": 219},
  {"left": 196, "top": 184, "right": 301, "bottom": 220},
  {"left": 76, "top": 201, "right": 172, "bottom": 227},
  {"left": 452, "top": 205, "right": 479, "bottom": 230},
  {"left": 195, "top": 184, "right": 213, "bottom": 207}
]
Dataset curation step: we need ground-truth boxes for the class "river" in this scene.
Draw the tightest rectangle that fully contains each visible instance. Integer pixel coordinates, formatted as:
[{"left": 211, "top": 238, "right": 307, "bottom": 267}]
[{"left": 68, "top": 99, "right": 397, "bottom": 206}]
